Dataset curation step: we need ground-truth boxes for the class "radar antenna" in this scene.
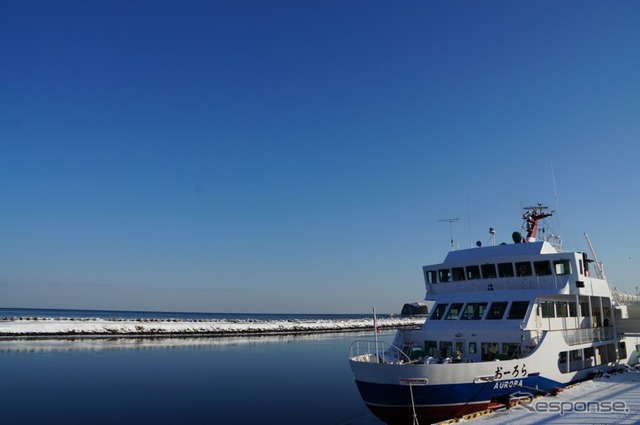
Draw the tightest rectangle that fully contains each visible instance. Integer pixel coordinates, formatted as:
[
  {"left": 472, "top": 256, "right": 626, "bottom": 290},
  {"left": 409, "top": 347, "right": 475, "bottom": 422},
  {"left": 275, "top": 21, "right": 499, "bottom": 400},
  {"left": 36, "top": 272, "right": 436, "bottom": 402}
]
[{"left": 439, "top": 218, "right": 460, "bottom": 250}]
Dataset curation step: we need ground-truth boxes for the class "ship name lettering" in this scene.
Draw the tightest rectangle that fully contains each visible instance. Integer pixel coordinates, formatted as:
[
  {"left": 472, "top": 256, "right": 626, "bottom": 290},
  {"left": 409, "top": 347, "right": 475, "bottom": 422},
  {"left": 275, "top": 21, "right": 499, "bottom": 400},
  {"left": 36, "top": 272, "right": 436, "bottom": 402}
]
[{"left": 492, "top": 379, "right": 523, "bottom": 389}]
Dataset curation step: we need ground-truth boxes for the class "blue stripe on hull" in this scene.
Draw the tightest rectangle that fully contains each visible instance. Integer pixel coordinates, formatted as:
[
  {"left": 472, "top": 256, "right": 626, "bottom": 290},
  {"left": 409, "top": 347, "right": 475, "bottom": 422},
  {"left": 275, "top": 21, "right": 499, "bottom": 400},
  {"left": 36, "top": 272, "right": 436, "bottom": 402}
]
[{"left": 355, "top": 375, "right": 563, "bottom": 424}]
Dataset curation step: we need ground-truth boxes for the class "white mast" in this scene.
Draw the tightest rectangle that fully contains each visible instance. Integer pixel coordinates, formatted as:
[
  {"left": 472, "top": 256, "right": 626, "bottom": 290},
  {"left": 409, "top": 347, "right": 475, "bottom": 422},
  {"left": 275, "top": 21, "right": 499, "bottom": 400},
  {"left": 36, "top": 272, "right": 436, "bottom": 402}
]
[{"left": 584, "top": 233, "right": 606, "bottom": 280}]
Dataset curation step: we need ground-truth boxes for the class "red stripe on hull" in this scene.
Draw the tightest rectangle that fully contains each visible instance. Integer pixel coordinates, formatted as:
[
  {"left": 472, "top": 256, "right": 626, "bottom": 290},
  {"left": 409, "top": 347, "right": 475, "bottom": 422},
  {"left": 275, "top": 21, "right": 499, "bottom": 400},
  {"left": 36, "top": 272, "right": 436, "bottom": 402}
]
[{"left": 366, "top": 401, "right": 491, "bottom": 425}]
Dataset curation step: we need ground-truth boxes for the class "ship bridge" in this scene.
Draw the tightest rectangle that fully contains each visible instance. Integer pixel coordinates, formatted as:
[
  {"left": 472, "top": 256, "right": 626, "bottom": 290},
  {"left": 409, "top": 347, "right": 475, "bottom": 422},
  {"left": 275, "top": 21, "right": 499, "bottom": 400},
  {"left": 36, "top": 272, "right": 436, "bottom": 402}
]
[{"left": 422, "top": 241, "right": 610, "bottom": 297}]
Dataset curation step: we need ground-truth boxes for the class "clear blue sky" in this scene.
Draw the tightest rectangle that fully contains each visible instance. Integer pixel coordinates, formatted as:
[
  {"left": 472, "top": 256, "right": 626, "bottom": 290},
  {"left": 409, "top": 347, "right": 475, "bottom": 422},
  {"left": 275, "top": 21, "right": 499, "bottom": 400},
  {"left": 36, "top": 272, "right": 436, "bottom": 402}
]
[{"left": 1, "top": 1, "right": 639, "bottom": 314}]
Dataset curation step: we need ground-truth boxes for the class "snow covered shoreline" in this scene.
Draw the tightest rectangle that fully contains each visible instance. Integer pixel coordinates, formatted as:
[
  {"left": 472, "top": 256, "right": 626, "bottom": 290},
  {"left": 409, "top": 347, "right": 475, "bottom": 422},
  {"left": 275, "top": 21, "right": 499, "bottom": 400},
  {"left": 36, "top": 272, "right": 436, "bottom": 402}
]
[{"left": 0, "top": 316, "right": 425, "bottom": 337}]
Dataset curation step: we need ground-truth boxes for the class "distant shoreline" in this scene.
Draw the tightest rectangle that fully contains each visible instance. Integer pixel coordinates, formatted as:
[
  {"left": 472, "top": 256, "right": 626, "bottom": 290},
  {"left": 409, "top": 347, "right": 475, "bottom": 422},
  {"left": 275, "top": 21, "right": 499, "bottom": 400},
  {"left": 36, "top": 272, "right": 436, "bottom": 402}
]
[
  {"left": 0, "top": 326, "right": 417, "bottom": 340},
  {"left": 0, "top": 324, "right": 420, "bottom": 339},
  {"left": 0, "top": 316, "right": 425, "bottom": 339}
]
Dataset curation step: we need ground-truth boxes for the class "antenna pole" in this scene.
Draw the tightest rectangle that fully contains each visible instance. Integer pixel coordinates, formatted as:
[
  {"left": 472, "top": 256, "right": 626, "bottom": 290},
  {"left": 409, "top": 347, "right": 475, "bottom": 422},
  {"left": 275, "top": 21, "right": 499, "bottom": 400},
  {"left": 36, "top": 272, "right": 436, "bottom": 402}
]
[
  {"left": 489, "top": 227, "right": 496, "bottom": 246},
  {"left": 439, "top": 218, "right": 460, "bottom": 250},
  {"left": 551, "top": 161, "right": 561, "bottom": 239}
]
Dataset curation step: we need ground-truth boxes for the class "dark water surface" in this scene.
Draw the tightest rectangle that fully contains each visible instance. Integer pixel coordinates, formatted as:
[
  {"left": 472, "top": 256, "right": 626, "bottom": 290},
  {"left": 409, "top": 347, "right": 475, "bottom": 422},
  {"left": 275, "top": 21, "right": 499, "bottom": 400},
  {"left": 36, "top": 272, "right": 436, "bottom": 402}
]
[{"left": 0, "top": 331, "right": 389, "bottom": 425}]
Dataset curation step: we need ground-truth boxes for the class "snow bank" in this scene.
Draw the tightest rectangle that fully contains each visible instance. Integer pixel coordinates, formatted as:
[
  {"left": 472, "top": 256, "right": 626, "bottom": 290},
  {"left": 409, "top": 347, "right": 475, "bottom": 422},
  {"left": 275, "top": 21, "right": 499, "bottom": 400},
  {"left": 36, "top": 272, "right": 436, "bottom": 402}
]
[
  {"left": 466, "top": 366, "right": 640, "bottom": 424},
  {"left": 0, "top": 316, "right": 424, "bottom": 337}
]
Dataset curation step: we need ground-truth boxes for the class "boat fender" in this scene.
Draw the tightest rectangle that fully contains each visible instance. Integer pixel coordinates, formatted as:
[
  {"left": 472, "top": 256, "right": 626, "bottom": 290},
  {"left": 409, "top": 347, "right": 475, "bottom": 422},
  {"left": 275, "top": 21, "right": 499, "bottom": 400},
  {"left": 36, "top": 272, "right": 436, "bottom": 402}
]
[{"left": 548, "top": 387, "right": 563, "bottom": 396}]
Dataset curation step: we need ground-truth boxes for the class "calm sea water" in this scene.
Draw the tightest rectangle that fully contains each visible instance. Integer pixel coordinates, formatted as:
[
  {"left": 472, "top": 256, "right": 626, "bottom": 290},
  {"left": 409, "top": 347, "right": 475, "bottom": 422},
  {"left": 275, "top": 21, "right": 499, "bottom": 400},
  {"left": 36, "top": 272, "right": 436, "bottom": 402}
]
[{"left": 0, "top": 308, "right": 391, "bottom": 425}]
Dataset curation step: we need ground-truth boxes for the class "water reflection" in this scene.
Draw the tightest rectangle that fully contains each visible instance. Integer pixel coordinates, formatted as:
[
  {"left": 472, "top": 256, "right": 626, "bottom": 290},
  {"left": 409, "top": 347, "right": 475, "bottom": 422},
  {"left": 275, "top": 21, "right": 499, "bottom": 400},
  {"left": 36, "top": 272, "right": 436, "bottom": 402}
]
[
  {"left": 0, "top": 330, "right": 380, "bottom": 353},
  {"left": 0, "top": 331, "right": 393, "bottom": 424}
]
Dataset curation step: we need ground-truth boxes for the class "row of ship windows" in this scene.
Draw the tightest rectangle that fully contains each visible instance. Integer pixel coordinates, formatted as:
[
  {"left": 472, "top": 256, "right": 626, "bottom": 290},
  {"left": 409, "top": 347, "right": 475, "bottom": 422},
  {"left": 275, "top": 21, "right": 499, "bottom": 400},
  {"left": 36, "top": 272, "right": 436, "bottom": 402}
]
[
  {"left": 416, "top": 341, "right": 633, "bottom": 365},
  {"left": 558, "top": 343, "right": 627, "bottom": 373},
  {"left": 540, "top": 300, "right": 592, "bottom": 318},
  {"left": 430, "top": 301, "right": 530, "bottom": 321},
  {"left": 423, "top": 340, "right": 520, "bottom": 361},
  {"left": 425, "top": 259, "right": 574, "bottom": 284}
]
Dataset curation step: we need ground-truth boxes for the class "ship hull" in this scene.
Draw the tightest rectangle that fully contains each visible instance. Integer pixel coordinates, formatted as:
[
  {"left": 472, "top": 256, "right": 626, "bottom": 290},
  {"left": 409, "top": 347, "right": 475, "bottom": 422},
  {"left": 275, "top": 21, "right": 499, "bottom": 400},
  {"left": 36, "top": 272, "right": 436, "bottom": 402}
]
[{"left": 353, "top": 375, "right": 561, "bottom": 424}]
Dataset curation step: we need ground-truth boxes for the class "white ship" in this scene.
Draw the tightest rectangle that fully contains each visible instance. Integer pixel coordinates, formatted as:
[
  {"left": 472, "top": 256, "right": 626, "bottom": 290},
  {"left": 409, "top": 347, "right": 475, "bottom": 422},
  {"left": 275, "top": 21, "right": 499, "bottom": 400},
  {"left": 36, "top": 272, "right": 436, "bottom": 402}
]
[{"left": 349, "top": 205, "right": 640, "bottom": 424}]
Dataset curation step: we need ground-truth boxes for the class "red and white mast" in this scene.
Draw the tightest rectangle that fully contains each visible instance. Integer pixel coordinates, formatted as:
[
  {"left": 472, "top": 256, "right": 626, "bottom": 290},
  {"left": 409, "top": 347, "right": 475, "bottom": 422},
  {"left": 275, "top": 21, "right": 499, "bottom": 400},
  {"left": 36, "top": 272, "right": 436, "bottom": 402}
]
[{"left": 523, "top": 204, "right": 553, "bottom": 242}]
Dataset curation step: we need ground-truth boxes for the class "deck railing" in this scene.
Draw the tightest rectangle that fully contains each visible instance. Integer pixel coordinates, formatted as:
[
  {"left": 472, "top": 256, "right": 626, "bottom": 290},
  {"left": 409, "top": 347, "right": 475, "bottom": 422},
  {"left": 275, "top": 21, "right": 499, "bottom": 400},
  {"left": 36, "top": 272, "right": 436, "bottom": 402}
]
[
  {"left": 561, "top": 327, "right": 615, "bottom": 345},
  {"left": 349, "top": 340, "right": 412, "bottom": 364}
]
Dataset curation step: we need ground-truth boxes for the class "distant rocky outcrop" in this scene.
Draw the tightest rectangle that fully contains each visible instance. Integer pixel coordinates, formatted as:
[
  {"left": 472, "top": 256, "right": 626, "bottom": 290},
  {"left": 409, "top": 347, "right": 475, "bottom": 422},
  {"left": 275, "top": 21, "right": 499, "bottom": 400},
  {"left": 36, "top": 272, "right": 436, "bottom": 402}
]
[{"left": 401, "top": 302, "right": 428, "bottom": 315}]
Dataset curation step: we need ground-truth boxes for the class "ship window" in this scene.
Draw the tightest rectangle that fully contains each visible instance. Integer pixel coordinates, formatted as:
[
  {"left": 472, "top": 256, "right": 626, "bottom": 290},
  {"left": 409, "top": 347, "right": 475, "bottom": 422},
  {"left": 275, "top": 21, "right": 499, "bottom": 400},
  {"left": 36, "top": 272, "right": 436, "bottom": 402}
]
[
  {"left": 424, "top": 340, "right": 438, "bottom": 356},
  {"left": 584, "top": 348, "right": 595, "bottom": 368},
  {"left": 580, "top": 302, "right": 590, "bottom": 317},
  {"left": 425, "top": 270, "right": 438, "bottom": 284},
  {"left": 439, "top": 269, "right": 451, "bottom": 283},
  {"left": 481, "top": 264, "right": 497, "bottom": 279},
  {"left": 584, "top": 347, "right": 595, "bottom": 360},
  {"left": 515, "top": 261, "right": 532, "bottom": 277},
  {"left": 568, "top": 302, "right": 577, "bottom": 317},
  {"left": 439, "top": 341, "right": 453, "bottom": 358},
  {"left": 507, "top": 301, "right": 529, "bottom": 319},
  {"left": 451, "top": 267, "right": 465, "bottom": 281},
  {"left": 498, "top": 262, "right": 514, "bottom": 277},
  {"left": 440, "top": 341, "right": 453, "bottom": 357},
  {"left": 559, "top": 352, "right": 567, "bottom": 363},
  {"left": 481, "top": 342, "right": 499, "bottom": 361},
  {"left": 555, "top": 301, "right": 568, "bottom": 318},
  {"left": 570, "top": 349, "right": 582, "bottom": 361},
  {"left": 466, "top": 265, "right": 480, "bottom": 280},
  {"left": 461, "top": 302, "right": 488, "bottom": 320},
  {"left": 502, "top": 343, "right": 519, "bottom": 358},
  {"left": 607, "top": 343, "right": 617, "bottom": 361},
  {"left": 597, "top": 345, "right": 608, "bottom": 364},
  {"left": 539, "top": 301, "right": 555, "bottom": 318},
  {"left": 583, "top": 253, "right": 591, "bottom": 276},
  {"left": 469, "top": 342, "right": 477, "bottom": 354},
  {"left": 461, "top": 303, "right": 475, "bottom": 320},
  {"left": 558, "top": 351, "right": 567, "bottom": 368},
  {"left": 534, "top": 261, "right": 552, "bottom": 276},
  {"left": 569, "top": 349, "right": 584, "bottom": 372},
  {"left": 445, "top": 303, "right": 463, "bottom": 320},
  {"left": 486, "top": 302, "right": 508, "bottom": 320},
  {"left": 475, "top": 302, "right": 488, "bottom": 319},
  {"left": 431, "top": 303, "right": 448, "bottom": 320},
  {"left": 619, "top": 342, "right": 627, "bottom": 359},
  {"left": 553, "top": 259, "right": 572, "bottom": 275}
]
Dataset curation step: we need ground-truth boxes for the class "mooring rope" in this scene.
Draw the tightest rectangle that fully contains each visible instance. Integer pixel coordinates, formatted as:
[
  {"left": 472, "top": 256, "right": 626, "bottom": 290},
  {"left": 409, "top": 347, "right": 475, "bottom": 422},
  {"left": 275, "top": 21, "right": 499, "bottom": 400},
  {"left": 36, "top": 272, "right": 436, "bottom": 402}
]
[{"left": 409, "top": 382, "right": 420, "bottom": 425}]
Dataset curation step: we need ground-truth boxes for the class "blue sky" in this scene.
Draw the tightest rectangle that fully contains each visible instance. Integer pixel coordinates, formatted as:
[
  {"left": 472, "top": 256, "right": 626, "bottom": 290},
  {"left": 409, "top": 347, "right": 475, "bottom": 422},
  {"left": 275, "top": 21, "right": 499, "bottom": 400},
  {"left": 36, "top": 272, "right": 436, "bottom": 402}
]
[{"left": 1, "top": 1, "right": 639, "bottom": 314}]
